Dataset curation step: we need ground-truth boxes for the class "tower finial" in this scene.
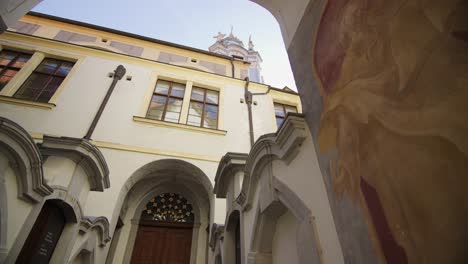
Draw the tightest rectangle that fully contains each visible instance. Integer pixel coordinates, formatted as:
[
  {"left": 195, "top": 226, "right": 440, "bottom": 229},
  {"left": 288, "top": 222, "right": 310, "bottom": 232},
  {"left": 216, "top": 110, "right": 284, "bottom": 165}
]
[
  {"left": 248, "top": 35, "right": 254, "bottom": 50},
  {"left": 230, "top": 25, "right": 233, "bottom": 36},
  {"left": 213, "top": 32, "right": 225, "bottom": 42}
]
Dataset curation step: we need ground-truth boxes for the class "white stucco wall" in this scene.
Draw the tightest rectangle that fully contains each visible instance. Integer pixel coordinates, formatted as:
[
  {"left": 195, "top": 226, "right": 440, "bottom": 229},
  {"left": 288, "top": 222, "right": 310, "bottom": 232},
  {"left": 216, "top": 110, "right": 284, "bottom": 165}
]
[
  {"left": 0, "top": 34, "right": 299, "bottom": 219},
  {"left": 0, "top": 27, "right": 301, "bottom": 263},
  {"left": 42, "top": 156, "right": 76, "bottom": 189},
  {"left": 272, "top": 210, "right": 299, "bottom": 264},
  {"left": 272, "top": 131, "right": 344, "bottom": 264},
  {"left": 0, "top": 154, "right": 33, "bottom": 251}
]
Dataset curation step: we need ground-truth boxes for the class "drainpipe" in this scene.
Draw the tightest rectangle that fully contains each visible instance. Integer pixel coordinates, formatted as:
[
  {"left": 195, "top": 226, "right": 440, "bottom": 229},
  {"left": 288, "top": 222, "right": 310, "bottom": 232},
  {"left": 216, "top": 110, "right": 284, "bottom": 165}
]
[
  {"left": 230, "top": 57, "right": 235, "bottom": 78},
  {"left": 244, "top": 81, "right": 273, "bottom": 148},
  {"left": 244, "top": 77, "right": 255, "bottom": 147},
  {"left": 250, "top": 85, "right": 271, "bottom": 96},
  {"left": 84, "top": 65, "right": 126, "bottom": 140}
]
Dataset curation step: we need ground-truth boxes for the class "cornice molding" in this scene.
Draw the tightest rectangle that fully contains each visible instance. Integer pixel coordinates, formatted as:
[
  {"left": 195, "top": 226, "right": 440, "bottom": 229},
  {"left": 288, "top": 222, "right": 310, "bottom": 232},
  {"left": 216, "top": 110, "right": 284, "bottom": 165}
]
[
  {"left": 213, "top": 152, "right": 248, "bottom": 198},
  {"left": 39, "top": 136, "right": 110, "bottom": 191},
  {"left": 0, "top": 117, "right": 52, "bottom": 202},
  {"left": 237, "top": 113, "right": 307, "bottom": 210},
  {"left": 79, "top": 216, "right": 111, "bottom": 247}
]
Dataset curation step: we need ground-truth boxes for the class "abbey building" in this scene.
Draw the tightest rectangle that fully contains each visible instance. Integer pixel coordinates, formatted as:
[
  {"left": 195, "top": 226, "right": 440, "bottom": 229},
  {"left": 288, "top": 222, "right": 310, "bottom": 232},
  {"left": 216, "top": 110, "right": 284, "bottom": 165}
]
[
  {"left": 0, "top": 12, "right": 328, "bottom": 264},
  {"left": 2, "top": 0, "right": 467, "bottom": 263}
]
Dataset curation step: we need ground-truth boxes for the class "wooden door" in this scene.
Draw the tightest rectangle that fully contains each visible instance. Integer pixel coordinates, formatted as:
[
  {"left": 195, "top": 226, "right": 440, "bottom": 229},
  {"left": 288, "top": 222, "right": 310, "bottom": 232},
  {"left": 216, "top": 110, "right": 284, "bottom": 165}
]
[
  {"left": 130, "top": 222, "right": 193, "bottom": 264},
  {"left": 16, "top": 201, "right": 66, "bottom": 264}
]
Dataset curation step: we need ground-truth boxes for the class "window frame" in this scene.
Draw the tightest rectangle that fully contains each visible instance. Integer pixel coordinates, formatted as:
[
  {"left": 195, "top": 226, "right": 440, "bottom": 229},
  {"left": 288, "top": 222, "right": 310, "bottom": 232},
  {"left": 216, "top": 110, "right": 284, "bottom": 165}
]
[
  {"left": 0, "top": 44, "right": 82, "bottom": 108},
  {"left": 188, "top": 86, "right": 219, "bottom": 129},
  {"left": 145, "top": 79, "right": 186, "bottom": 123},
  {"left": 0, "top": 49, "right": 32, "bottom": 91},
  {"left": 274, "top": 102, "right": 298, "bottom": 128},
  {"left": 13, "top": 58, "right": 75, "bottom": 103}
]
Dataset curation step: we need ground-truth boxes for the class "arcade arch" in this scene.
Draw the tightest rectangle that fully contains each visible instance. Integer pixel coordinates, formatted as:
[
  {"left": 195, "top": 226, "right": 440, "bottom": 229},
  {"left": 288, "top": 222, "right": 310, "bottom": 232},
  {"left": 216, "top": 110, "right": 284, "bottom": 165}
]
[{"left": 107, "top": 159, "right": 214, "bottom": 264}]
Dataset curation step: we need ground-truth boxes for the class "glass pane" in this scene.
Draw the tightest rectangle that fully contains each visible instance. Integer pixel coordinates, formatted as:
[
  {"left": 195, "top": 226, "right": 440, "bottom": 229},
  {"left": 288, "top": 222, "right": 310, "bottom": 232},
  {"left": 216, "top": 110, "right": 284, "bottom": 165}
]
[
  {"left": 274, "top": 103, "right": 285, "bottom": 117},
  {"left": 204, "top": 118, "right": 218, "bottom": 129},
  {"left": 188, "top": 102, "right": 203, "bottom": 116},
  {"left": 151, "top": 95, "right": 167, "bottom": 108},
  {"left": 36, "top": 59, "right": 60, "bottom": 74},
  {"left": 285, "top": 105, "right": 297, "bottom": 113},
  {"left": 276, "top": 117, "right": 284, "bottom": 128},
  {"left": 204, "top": 105, "right": 218, "bottom": 119},
  {"left": 36, "top": 77, "right": 63, "bottom": 102},
  {"left": 55, "top": 62, "right": 74, "bottom": 76},
  {"left": 146, "top": 95, "right": 167, "bottom": 120},
  {"left": 0, "top": 66, "right": 20, "bottom": 90},
  {"left": 188, "top": 101, "right": 203, "bottom": 126},
  {"left": 141, "top": 193, "right": 194, "bottom": 223},
  {"left": 206, "top": 90, "right": 219, "bottom": 104},
  {"left": 14, "top": 73, "right": 49, "bottom": 101},
  {"left": 166, "top": 98, "right": 182, "bottom": 113},
  {"left": 147, "top": 110, "right": 163, "bottom": 120},
  {"left": 187, "top": 115, "right": 201, "bottom": 126},
  {"left": 164, "top": 111, "right": 180, "bottom": 123},
  {"left": 170, "top": 82, "right": 185, "bottom": 97},
  {"left": 0, "top": 51, "right": 16, "bottom": 66},
  {"left": 155, "top": 80, "right": 170, "bottom": 94},
  {"left": 11, "top": 54, "right": 31, "bottom": 68},
  {"left": 191, "top": 87, "right": 204, "bottom": 101},
  {"left": 0, "top": 74, "right": 14, "bottom": 90},
  {"left": 203, "top": 105, "right": 218, "bottom": 129}
]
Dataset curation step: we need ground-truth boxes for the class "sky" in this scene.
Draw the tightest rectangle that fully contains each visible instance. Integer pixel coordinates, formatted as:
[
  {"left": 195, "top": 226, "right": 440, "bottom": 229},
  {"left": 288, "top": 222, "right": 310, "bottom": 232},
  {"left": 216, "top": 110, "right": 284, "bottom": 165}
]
[{"left": 32, "top": 0, "right": 297, "bottom": 90}]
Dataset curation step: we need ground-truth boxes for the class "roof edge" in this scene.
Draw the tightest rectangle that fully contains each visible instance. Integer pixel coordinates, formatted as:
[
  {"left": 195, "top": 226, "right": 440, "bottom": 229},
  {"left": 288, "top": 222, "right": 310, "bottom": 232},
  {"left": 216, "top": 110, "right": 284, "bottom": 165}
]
[{"left": 26, "top": 11, "right": 241, "bottom": 62}]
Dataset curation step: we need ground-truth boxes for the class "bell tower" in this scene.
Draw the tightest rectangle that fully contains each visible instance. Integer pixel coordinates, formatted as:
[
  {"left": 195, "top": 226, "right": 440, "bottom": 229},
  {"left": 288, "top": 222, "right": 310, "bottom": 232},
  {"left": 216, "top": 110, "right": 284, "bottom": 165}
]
[{"left": 209, "top": 30, "right": 264, "bottom": 83}]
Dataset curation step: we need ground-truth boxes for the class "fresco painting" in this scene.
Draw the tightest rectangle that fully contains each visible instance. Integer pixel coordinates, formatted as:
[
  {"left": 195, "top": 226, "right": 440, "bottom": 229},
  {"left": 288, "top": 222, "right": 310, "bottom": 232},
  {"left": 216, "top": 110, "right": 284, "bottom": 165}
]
[{"left": 314, "top": 0, "right": 468, "bottom": 263}]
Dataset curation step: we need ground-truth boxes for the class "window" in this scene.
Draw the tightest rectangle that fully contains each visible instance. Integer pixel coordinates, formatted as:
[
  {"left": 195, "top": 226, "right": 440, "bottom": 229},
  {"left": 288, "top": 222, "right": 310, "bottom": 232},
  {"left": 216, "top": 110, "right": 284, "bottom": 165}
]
[
  {"left": 274, "top": 103, "right": 297, "bottom": 128},
  {"left": 141, "top": 193, "right": 194, "bottom": 223},
  {"left": 14, "top": 58, "right": 74, "bottom": 102},
  {"left": 146, "top": 80, "right": 186, "bottom": 123},
  {"left": 0, "top": 50, "right": 31, "bottom": 91},
  {"left": 187, "top": 87, "right": 219, "bottom": 129}
]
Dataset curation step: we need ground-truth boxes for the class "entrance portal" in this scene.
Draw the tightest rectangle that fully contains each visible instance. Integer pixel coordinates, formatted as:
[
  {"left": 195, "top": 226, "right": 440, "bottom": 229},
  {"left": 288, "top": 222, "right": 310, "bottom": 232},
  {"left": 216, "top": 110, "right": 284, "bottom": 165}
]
[
  {"left": 16, "top": 200, "right": 66, "bottom": 264},
  {"left": 130, "top": 193, "right": 194, "bottom": 264}
]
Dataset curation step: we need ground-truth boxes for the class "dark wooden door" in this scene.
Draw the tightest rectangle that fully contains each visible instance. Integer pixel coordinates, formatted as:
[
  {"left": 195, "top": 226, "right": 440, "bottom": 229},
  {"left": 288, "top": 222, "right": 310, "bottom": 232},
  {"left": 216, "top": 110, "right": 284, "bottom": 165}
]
[
  {"left": 130, "top": 222, "right": 193, "bottom": 264},
  {"left": 16, "top": 201, "right": 66, "bottom": 264}
]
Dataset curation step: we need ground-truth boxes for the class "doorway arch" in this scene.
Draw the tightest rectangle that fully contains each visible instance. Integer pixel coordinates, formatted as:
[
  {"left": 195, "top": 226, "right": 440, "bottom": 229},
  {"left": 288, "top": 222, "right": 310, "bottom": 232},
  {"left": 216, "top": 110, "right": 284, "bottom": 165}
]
[
  {"left": 14, "top": 196, "right": 80, "bottom": 264},
  {"left": 108, "top": 159, "right": 213, "bottom": 264},
  {"left": 130, "top": 192, "right": 195, "bottom": 264}
]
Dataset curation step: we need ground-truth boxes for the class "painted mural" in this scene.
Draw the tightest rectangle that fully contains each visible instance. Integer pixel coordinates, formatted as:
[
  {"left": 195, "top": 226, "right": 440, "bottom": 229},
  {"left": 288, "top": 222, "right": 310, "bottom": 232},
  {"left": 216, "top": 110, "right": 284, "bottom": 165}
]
[{"left": 314, "top": 0, "right": 468, "bottom": 263}]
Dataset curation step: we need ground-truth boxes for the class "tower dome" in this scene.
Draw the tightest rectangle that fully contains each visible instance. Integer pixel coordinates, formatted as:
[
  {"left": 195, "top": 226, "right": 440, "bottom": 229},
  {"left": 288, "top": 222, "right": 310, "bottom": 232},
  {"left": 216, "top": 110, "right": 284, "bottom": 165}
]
[{"left": 209, "top": 29, "right": 263, "bottom": 83}]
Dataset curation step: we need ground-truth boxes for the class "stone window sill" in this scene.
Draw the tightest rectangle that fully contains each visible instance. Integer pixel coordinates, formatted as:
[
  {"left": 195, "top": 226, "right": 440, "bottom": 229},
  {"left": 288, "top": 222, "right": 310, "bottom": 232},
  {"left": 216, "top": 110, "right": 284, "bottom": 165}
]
[
  {"left": 133, "top": 116, "right": 227, "bottom": 135},
  {"left": 0, "top": 96, "right": 55, "bottom": 110}
]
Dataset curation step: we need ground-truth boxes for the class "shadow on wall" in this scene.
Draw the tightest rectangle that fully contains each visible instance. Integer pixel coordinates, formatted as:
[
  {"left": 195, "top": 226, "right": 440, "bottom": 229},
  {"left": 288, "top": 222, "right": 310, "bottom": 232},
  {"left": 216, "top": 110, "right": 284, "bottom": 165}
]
[{"left": 314, "top": 0, "right": 468, "bottom": 263}]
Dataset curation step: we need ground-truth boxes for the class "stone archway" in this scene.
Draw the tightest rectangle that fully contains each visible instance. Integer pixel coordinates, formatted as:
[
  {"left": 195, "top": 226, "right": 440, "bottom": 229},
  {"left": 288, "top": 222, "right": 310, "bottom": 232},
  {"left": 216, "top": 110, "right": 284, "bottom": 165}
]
[
  {"left": 11, "top": 193, "right": 82, "bottom": 264},
  {"left": 248, "top": 177, "right": 320, "bottom": 264},
  {"left": 16, "top": 199, "right": 68, "bottom": 263},
  {"left": 130, "top": 192, "right": 196, "bottom": 264},
  {"left": 107, "top": 159, "right": 213, "bottom": 264}
]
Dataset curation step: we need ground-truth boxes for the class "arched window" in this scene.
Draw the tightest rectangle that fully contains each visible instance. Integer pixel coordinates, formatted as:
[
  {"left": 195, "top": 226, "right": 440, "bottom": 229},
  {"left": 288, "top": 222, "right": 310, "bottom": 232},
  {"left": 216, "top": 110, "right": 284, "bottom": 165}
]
[{"left": 140, "top": 193, "right": 194, "bottom": 223}]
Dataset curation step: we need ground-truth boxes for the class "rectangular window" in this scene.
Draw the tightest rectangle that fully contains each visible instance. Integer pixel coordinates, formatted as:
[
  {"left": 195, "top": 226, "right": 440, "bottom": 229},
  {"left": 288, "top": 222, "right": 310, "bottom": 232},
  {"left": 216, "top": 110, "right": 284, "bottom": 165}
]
[
  {"left": 274, "top": 103, "right": 297, "bottom": 128},
  {"left": 0, "top": 50, "right": 32, "bottom": 91},
  {"left": 187, "top": 87, "right": 219, "bottom": 129},
  {"left": 146, "top": 80, "right": 185, "bottom": 123},
  {"left": 13, "top": 58, "right": 74, "bottom": 102}
]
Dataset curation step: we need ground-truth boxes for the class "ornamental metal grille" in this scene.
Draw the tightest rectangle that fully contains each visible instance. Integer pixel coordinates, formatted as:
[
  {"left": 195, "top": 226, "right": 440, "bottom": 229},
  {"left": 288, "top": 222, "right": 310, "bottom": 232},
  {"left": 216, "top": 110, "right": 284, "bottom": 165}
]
[{"left": 141, "top": 193, "right": 194, "bottom": 223}]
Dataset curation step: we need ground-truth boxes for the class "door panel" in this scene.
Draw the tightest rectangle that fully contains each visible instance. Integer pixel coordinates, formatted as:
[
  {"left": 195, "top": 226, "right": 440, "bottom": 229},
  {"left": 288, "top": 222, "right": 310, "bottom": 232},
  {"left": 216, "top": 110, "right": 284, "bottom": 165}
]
[
  {"left": 130, "top": 223, "right": 193, "bottom": 264},
  {"left": 16, "top": 202, "right": 66, "bottom": 264}
]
